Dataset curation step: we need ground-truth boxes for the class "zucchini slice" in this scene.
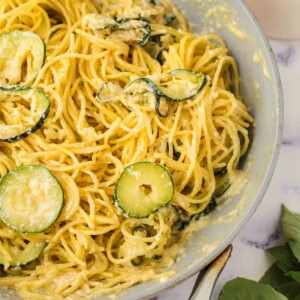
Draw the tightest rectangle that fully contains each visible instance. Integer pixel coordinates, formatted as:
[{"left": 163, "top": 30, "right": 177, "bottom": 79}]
[
  {"left": 0, "top": 165, "right": 64, "bottom": 233},
  {"left": 97, "top": 82, "right": 124, "bottom": 103},
  {"left": 127, "top": 70, "right": 207, "bottom": 102},
  {"left": 0, "top": 241, "right": 45, "bottom": 267},
  {"left": 131, "top": 256, "right": 144, "bottom": 266},
  {"left": 156, "top": 205, "right": 180, "bottom": 226},
  {"left": 157, "top": 69, "right": 207, "bottom": 101},
  {"left": 114, "top": 162, "right": 174, "bottom": 218},
  {"left": 214, "top": 172, "right": 231, "bottom": 198},
  {"left": 0, "top": 86, "right": 50, "bottom": 143},
  {"left": 0, "top": 31, "right": 45, "bottom": 85},
  {"left": 124, "top": 78, "right": 157, "bottom": 107},
  {"left": 155, "top": 97, "right": 170, "bottom": 117},
  {"left": 83, "top": 15, "right": 151, "bottom": 47}
]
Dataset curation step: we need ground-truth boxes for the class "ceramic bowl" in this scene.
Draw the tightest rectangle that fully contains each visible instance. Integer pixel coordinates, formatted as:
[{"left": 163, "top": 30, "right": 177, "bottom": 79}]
[{"left": 108, "top": 0, "right": 283, "bottom": 299}]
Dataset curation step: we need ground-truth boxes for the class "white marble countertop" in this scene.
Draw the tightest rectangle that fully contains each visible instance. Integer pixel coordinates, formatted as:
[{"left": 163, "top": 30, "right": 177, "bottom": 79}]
[{"left": 159, "top": 39, "right": 300, "bottom": 300}]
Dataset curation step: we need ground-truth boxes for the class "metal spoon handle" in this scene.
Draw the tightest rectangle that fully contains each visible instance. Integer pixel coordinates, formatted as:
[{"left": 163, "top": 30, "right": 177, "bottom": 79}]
[{"left": 189, "top": 245, "right": 233, "bottom": 300}]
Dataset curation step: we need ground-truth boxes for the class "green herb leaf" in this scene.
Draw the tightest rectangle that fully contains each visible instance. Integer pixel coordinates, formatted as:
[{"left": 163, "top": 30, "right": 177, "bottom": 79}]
[
  {"left": 282, "top": 205, "right": 300, "bottom": 242},
  {"left": 219, "top": 277, "right": 288, "bottom": 300},
  {"left": 260, "top": 263, "right": 292, "bottom": 287},
  {"left": 292, "top": 294, "right": 300, "bottom": 300},
  {"left": 287, "top": 272, "right": 300, "bottom": 285},
  {"left": 268, "top": 244, "right": 300, "bottom": 272},
  {"left": 290, "top": 241, "right": 300, "bottom": 262},
  {"left": 260, "top": 263, "right": 300, "bottom": 299}
]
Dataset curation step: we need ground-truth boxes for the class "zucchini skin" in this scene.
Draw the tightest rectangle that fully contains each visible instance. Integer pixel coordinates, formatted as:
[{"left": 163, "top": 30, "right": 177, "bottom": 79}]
[
  {"left": 127, "top": 70, "right": 207, "bottom": 102},
  {"left": 114, "top": 162, "right": 174, "bottom": 219},
  {"left": 0, "top": 31, "right": 46, "bottom": 85},
  {"left": 0, "top": 86, "right": 50, "bottom": 143},
  {"left": 0, "top": 241, "right": 46, "bottom": 267},
  {"left": 158, "top": 70, "right": 208, "bottom": 102},
  {"left": 113, "top": 18, "right": 151, "bottom": 47},
  {"left": 97, "top": 70, "right": 207, "bottom": 117},
  {"left": 87, "top": 16, "right": 151, "bottom": 47},
  {"left": 131, "top": 256, "right": 144, "bottom": 266},
  {"left": 0, "top": 165, "right": 64, "bottom": 233},
  {"left": 155, "top": 97, "right": 170, "bottom": 117}
]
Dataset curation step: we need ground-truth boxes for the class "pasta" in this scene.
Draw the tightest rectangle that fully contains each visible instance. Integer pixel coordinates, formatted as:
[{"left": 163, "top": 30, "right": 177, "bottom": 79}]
[{"left": 0, "top": 0, "right": 253, "bottom": 299}]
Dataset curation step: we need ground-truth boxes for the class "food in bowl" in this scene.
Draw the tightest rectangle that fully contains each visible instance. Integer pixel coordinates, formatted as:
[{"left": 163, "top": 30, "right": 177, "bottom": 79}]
[{"left": 0, "top": 0, "right": 253, "bottom": 298}]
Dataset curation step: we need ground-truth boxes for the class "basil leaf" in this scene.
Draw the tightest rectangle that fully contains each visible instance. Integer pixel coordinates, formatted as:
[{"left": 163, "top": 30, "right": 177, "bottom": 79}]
[
  {"left": 293, "top": 294, "right": 300, "bottom": 300},
  {"left": 260, "top": 263, "right": 292, "bottom": 286},
  {"left": 290, "top": 241, "right": 300, "bottom": 262},
  {"left": 282, "top": 205, "right": 300, "bottom": 242},
  {"left": 287, "top": 272, "right": 300, "bottom": 285},
  {"left": 219, "top": 277, "right": 288, "bottom": 300},
  {"left": 268, "top": 245, "right": 300, "bottom": 272},
  {"left": 260, "top": 263, "right": 300, "bottom": 299}
]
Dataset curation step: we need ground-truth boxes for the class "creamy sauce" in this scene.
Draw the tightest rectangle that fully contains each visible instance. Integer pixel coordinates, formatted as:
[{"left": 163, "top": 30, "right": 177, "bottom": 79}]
[{"left": 253, "top": 50, "right": 271, "bottom": 80}]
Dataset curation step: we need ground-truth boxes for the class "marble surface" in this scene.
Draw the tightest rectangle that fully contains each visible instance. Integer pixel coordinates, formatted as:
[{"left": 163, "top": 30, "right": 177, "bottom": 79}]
[{"left": 159, "top": 39, "right": 300, "bottom": 300}]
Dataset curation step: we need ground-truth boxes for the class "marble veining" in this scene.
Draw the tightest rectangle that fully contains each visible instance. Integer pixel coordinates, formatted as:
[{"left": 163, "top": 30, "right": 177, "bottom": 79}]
[
  {"left": 159, "top": 39, "right": 299, "bottom": 300},
  {"left": 240, "top": 228, "right": 281, "bottom": 250},
  {"left": 275, "top": 46, "right": 295, "bottom": 66}
]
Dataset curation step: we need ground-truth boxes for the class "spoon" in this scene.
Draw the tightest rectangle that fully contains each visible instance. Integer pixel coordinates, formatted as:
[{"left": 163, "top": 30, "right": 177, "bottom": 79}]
[{"left": 188, "top": 245, "right": 233, "bottom": 300}]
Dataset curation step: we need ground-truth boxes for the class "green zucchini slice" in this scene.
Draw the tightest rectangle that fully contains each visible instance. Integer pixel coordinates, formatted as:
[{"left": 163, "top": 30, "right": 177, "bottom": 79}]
[
  {"left": 156, "top": 205, "right": 180, "bottom": 226},
  {"left": 124, "top": 78, "right": 157, "bottom": 108},
  {"left": 0, "top": 241, "right": 45, "bottom": 267},
  {"left": 131, "top": 256, "right": 144, "bottom": 266},
  {"left": 83, "top": 15, "right": 119, "bottom": 30},
  {"left": 0, "top": 86, "right": 50, "bottom": 143},
  {"left": 127, "top": 70, "right": 207, "bottom": 102},
  {"left": 97, "top": 82, "right": 124, "bottom": 103},
  {"left": 155, "top": 97, "right": 170, "bottom": 117},
  {"left": 83, "top": 15, "right": 151, "bottom": 47},
  {"left": 114, "top": 162, "right": 174, "bottom": 218},
  {"left": 156, "top": 69, "right": 207, "bottom": 101},
  {"left": 0, "top": 165, "right": 64, "bottom": 233},
  {"left": 0, "top": 31, "right": 45, "bottom": 85},
  {"left": 214, "top": 172, "right": 231, "bottom": 198}
]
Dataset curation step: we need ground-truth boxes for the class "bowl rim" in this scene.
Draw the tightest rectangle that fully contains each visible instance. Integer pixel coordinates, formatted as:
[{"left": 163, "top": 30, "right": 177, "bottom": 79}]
[{"left": 119, "top": 0, "right": 284, "bottom": 299}]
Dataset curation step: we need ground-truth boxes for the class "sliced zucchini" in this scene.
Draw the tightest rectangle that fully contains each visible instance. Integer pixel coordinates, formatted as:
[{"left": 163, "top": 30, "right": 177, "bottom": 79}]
[
  {"left": 193, "top": 197, "right": 217, "bottom": 221},
  {"left": 172, "top": 145, "right": 181, "bottom": 161},
  {"left": 0, "top": 31, "right": 45, "bottom": 85},
  {"left": 155, "top": 97, "right": 170, "bottom": 117},
  {"left": 0, "top": 241, "right": 45, "bottom": 267},
  {"left": 97, "top": 82, "right": 124, "bottom": 103},
  {"left": 214, "top": 172, "right": 231, "bottom": 198},
  {"left": 82, "top": 14, "right": 119, "bottom": 30},
  {"left": 156, "top": 205, "right": 180, "bottom": 225},
  {"left": 131, "top": 256, "right": 144, "bottom": 266},
  {"left": 0, "top": 86, "right": 50, "bottom": 143},
  {"left": 125, "top": 78, "right": 157, "bottom": 108},
  {"left": 152, "top": 255, "right": 162, "bottom": 260},
  {"left": 164, "top": 15, "right": 177, "bottom": 26},
  {"left": 157, "top": 69, "right": 207, "bottom": 101},
  {"left": 114, "top": 162, "right": 174, "bottom": 218},
  {"left": 127, "top": 70, "right": 207, "bottom": 102},
  {"left": 96, "top": 70, "right": 206, "bottom": 115},
  {"left": 0, "top": 165, "right": 64, "bottom": 233},
  {"left": 83, "top": 15, "right": 151, "bottom": 47}
]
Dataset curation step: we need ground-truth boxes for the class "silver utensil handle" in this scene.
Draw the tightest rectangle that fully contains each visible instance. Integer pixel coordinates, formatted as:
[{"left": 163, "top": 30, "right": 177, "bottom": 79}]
[{"left": 189, "top": 245, "right": 233, "bottom": 300}]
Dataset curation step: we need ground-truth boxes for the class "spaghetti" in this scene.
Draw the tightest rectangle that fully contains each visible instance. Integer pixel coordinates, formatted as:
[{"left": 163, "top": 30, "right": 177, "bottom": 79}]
[{"left": 0, "top": 0, "right": 253, "bottom": 299}]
